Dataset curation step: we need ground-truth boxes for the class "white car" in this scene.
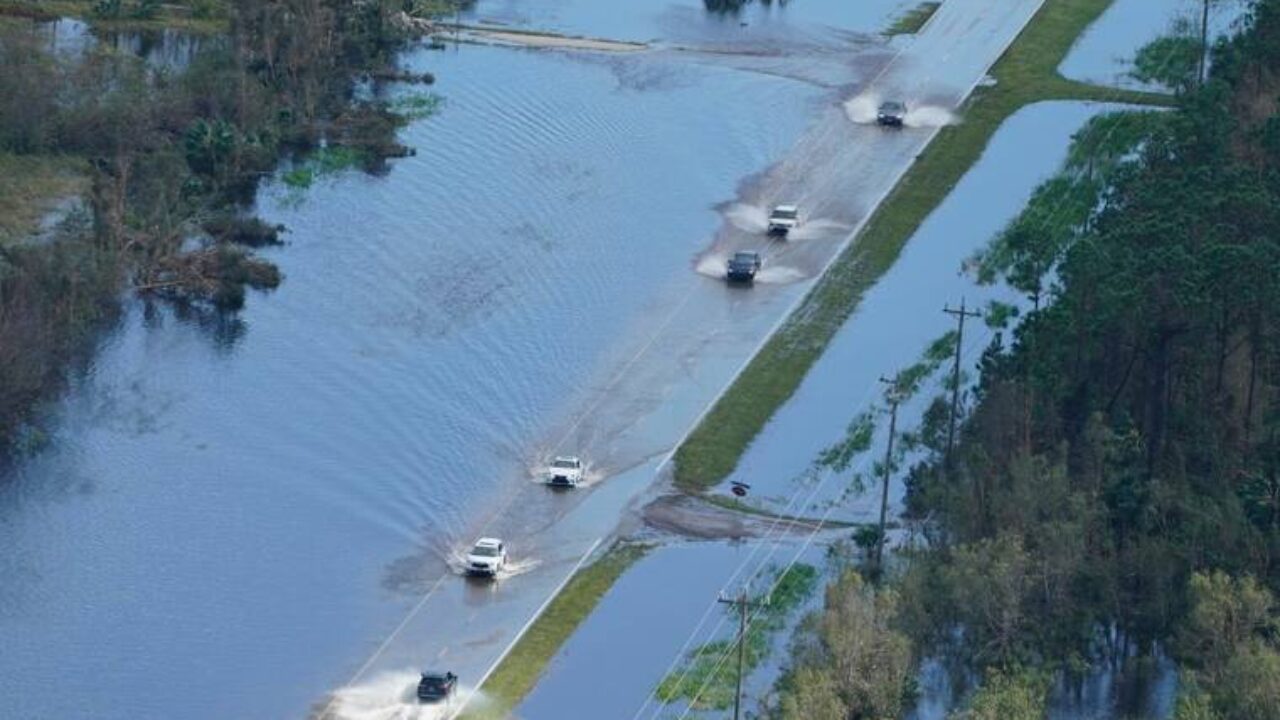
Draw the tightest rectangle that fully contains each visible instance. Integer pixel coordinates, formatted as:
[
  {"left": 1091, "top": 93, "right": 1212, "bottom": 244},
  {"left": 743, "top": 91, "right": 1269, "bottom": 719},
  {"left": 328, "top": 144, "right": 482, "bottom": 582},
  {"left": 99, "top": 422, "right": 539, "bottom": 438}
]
[
  {"left": 547, "top": 456, "right": 584, "bottom": 488},
  {"left": 466, "top": 538, "right": 508, "bottom": 577},
  {"left": 767, "top": 204, "right": 800, "bottom": 236}
]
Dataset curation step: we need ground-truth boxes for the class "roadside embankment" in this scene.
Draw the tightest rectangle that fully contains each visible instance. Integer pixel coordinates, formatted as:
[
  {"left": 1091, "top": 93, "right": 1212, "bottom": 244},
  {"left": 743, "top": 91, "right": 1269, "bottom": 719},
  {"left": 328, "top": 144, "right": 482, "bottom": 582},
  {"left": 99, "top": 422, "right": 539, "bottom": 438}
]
[{"left": 457, "top": 543, "right": 647, "bottom": 720}]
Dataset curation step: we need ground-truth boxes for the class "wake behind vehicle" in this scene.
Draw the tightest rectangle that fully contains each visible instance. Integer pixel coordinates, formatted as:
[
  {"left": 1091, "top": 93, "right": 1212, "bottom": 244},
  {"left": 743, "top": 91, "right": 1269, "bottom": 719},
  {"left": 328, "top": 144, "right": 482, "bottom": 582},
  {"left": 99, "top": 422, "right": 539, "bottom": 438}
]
[
  {"left": 767, "top": 204, "right": 800, "bottom": 237},
  {"left": 726, "top": 251, "right": 762, "bottom": 283},
  {"left": 466, "top": 538, "right": 507, "bottom": 577},
  {"left": 417, "top": 671, "right": 457, "bottom": 703},
  {"left": 547, "top": 456, "right": 583, "bottom": 488},
  {"left": 877, "top": 100, "right": 906, "bottom": 127}
]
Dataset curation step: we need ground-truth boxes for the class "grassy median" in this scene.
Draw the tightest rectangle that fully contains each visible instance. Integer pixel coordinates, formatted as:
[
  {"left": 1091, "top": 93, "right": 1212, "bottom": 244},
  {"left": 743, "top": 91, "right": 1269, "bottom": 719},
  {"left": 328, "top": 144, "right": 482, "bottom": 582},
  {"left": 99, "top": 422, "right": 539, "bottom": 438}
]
[
  {"left": 885, "top": 2, "right": 941, "bottom": 35},
  {"left": 459, "top": 542, "right": 648, "bottom": 720},
  {"left": 672, "top": 0, "right": 1173, "bottom": 493}
]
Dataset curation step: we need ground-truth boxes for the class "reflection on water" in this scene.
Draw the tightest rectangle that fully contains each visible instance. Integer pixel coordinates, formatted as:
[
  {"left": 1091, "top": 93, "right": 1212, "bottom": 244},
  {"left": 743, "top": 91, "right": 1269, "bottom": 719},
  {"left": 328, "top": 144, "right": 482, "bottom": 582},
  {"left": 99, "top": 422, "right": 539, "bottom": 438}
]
[
  {"left": 36, "top": 16, "right": 212, "bottom": 70},
  {"left": 0, "top": 31, "right": 825, "bottom": 720}
]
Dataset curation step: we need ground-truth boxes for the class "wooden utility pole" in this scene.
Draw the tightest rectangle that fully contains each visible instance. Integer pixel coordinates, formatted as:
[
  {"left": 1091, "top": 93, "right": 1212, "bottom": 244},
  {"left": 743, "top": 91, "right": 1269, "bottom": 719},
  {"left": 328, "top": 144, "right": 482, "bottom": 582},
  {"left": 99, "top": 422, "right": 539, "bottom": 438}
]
[
  {"left": 943, "top": 299, "right": 981, "bottom": 475},
  {"left": 718, "top": 587, "right": 767, "bottom": 720},
  {"left": 1199, "top": 0, "right": 1212, "bottom": 85},
  {"left": 876, "top": 377, "right": 902, "bottom": 573}
]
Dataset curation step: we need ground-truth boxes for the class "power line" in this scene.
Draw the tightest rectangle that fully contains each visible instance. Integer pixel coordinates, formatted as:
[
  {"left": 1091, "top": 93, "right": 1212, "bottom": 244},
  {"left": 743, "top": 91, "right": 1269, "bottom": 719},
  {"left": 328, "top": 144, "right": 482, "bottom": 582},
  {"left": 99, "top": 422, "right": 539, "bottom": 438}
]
[
  {"left": 718, "top": 586, "right": 769, "bottom": 720},
  {"left": 942, "top": 298, "right": 981, "bottom": 476}
]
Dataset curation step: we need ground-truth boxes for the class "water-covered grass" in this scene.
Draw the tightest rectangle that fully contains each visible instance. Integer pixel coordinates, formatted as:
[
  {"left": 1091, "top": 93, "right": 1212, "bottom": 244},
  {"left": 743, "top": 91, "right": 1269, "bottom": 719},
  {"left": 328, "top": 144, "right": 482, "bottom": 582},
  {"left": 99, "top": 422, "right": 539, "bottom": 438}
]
[
  {"left": 459, "top": 543, "right": 648, "bottom": 720},
  {"left": 0, "top": 153, "right": 86, "bottom": 244},
  {"left": 672, "top": 0, "right": 1174, "bottom": 493},
  {"left": 885, "top": 2, "right": 940, "bottom": 35},
  {"left": 0, "top": 0, "right": 230, "bottom": 32},
  {"left": 654, "top": 564, "right": 819, "bottom": 711}
]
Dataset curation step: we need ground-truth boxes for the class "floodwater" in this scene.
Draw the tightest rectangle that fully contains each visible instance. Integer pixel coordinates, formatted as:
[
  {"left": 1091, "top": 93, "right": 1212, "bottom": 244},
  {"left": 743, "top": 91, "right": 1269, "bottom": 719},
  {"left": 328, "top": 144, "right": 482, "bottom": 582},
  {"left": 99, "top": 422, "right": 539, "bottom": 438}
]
[
  {"left": 465, "top": 0, "right": 915, "bottom": 46},
  {"left": 35, "top": 16, "right": 211, "bottom": 69},
  {"left": 0, "top": 42, "right": 812, "bottom": 720},
  {"left": 0, "top": 0, "right": 1050, "bottom": 717},
  {"left": 711, "top": 101, "right": 1138, "bottom": 522},
  {"left": 1059, "top": 0, "right": 1249, "bottom": 90},
  {"left": 515, "top": 541, "right": 827, "bottom": 720}
]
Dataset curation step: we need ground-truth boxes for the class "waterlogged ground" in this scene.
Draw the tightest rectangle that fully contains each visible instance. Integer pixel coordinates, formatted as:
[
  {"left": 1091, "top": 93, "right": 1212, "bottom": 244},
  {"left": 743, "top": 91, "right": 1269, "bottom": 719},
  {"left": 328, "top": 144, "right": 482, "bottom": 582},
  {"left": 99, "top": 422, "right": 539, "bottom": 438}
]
[
  {"left": 467, "top": 0, "right": 915, "bottom": 46},
  {"left": 1059, "top": 0, "right": 1249, "bottom": 90},
  {"left": 0, "top": 1, "right": 1050, "bottom": 718},
  {"left": 710, "top": 101, "right": 1136, "bottom": 523},
  {"left": 0, "top": 39, "right": 819, "bottom": 720},
  {"left": 515, "top": 541, "right": 828, "bottom": 720}
]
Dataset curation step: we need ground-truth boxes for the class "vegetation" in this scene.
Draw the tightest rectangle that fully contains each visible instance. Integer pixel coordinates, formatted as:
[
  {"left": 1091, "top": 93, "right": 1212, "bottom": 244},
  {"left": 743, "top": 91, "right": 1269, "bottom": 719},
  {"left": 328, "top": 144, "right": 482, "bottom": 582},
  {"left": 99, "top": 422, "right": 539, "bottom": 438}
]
[
  {"left": 672, "top": 0, "right": 1173, "bottom": 494},
  {"left": 655, "top": 563, "right": 819, "bottom": 711},
  {"left": 885, "top": 2, "right": 941, "bottom": 36},
  {"left": 888, "top": 2, "right": 1280, "bottom": 715},
  {"left": 0, "top": 1, "right": 446, "bottom": 455},
  {"left": 458, "top": 543, "right": 648, "bottom": 720},
  {"left": 776, "top": 570, "right": 914, "bottom": 720},
  {"left": 0, "top": 153, "right": 86, "bottom": 244}
]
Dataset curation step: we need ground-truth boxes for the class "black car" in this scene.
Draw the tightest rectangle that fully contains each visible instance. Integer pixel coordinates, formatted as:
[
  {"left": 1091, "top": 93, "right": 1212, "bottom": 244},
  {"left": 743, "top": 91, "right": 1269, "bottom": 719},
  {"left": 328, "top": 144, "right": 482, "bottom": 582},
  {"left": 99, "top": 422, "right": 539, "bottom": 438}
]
[
  {"left": 726, "top": 251, "right": 762, "bottom": 283},
  {"left": 877, "top": 100, "right": 906, "bottom": 127},
  {"left": 417, "top": 671, "right": 458, "bottom": 703}
]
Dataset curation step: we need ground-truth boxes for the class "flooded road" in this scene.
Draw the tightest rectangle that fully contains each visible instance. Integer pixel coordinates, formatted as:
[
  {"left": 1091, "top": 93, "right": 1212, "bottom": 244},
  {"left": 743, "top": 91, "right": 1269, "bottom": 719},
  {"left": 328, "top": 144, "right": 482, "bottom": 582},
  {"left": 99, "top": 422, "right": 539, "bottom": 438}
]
[{"left": 1, "top": 1, "right": 1044, "bottom": 719}]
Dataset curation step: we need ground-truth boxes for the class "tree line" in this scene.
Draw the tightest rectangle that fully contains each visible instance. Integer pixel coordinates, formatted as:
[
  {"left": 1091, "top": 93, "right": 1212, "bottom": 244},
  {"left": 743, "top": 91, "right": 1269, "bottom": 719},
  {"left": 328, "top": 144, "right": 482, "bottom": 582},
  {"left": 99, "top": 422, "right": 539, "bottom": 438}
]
[
  {"left": 774, "top": 0, "right": 1280, "bottom": 717},
  {"left": 0, "top": 0, "right": 440, "bottom": 457}
]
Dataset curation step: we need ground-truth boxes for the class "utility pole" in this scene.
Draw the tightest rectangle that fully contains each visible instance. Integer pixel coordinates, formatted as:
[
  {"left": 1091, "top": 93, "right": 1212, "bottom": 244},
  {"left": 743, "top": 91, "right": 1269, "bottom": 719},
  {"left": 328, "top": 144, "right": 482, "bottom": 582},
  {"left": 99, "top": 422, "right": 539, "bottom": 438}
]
[
  {"left": 718, "top": 587, "right": 768, "bottom": 720},
  {"left": 1199, "top": 0, "right": 1212, "bottom": 85},
  {"left": 943, "top": 299, "right": 981, "bottom": 476},
  {"left": 876, "top": 377, "right": 902, "bottom": 574}
]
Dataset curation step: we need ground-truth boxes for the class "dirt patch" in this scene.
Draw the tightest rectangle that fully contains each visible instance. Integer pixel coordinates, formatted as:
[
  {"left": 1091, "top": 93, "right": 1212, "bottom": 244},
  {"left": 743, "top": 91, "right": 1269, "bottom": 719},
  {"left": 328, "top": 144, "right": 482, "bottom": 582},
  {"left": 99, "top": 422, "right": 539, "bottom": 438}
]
[
  {"left": 456, "top": 26, "right": 647, "bottom": 53},
  {"left": 642, "top": 493, "right": 832, "bottom": 540}
]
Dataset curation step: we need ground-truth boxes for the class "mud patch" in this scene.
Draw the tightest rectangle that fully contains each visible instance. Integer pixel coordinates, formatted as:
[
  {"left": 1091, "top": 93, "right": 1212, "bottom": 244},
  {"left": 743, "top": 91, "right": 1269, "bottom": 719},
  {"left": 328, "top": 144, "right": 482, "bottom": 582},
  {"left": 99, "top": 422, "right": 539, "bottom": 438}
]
[{"left": 642, "top": 494, "right": 830, "bottom": 540}]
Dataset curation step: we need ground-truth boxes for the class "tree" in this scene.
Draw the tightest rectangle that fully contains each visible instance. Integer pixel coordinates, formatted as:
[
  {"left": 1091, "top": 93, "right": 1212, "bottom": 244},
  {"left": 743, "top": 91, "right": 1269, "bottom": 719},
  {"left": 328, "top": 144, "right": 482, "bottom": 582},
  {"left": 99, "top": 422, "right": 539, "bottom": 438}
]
[
  {"left": 819, "top": 571, "right": 913, "bottom": 719},
  {"left": 779, "top": 666, "right": 846, "bottom": 720},
  {"left": 950, "top": 669, "right": 1047, "bottom": 720}
]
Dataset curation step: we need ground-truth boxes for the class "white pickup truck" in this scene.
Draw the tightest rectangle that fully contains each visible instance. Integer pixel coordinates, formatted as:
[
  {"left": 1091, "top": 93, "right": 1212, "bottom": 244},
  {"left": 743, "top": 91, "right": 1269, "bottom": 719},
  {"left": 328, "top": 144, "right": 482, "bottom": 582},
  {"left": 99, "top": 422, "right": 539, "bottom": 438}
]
[
  {"left": 547, "top": 456, "right": 584, "bottom": 488},
  {"left": 767, "top": 204, "right": 801, "bottom": 236},
  {"left": 465, "top": 537, "right": 508, "bottom": 577}
]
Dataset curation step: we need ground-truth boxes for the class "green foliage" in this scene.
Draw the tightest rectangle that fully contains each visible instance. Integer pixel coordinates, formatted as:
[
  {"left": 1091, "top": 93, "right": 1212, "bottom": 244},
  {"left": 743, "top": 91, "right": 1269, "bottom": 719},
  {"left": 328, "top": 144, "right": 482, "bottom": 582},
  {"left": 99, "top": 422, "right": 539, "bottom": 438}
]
[
  {"left": 280, "top": 146, "right": 368, "bottom": 190},
  {"left": 1172, "top": 685, "right": 1223, "bottom": 720},
  {"left": 777, "top": 570, "right": 914, "bottom": 720},
  {"left": 885, "top": 2, "right": 941, "bottom": 36},
  {"left": 950, "top": 669, "right": 1048, "bottom": 720},
  {"left": 1133, "top": 35, "right": 1203, "bottom": 91},
  {"left": 657, "top": 564, "right": 819, "bottom": 710},
  {"left": 817, "top": 409, "right": 876, "bottom": 474},
  {"left": 899, "top": 2, "right": 1280, "bottom": 711},
  {"left": 391, "top": 92, "right": 444, "bottom": 121}
]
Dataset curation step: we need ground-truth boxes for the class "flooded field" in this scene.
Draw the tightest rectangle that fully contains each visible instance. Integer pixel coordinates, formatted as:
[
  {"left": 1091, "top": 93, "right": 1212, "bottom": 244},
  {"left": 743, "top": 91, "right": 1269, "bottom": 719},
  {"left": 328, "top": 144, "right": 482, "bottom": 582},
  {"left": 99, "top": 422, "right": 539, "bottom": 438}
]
[
  {"left": 515, "top": 541, "right": 828, "bottom": 720},
  {"left": 1059, "top": 0, "right": 1248, "bottom": 90},
  {"left": 708, "top": 101, "right": 1134, "bottom": 521}
]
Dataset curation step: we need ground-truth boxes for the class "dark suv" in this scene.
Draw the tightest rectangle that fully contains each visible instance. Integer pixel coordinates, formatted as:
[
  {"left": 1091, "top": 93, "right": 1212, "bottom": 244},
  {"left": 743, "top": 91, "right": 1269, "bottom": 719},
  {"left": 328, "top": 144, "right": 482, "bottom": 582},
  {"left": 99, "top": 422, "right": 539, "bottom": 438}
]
[
  {"left": 877, "top": 100, "right": 906, "bottom": 127},
  {"left": 417, "top": 671, "right": 457, "bottom": 703},
  {"left": 726, "top": 251, "right": 762, "bottom": 283}
]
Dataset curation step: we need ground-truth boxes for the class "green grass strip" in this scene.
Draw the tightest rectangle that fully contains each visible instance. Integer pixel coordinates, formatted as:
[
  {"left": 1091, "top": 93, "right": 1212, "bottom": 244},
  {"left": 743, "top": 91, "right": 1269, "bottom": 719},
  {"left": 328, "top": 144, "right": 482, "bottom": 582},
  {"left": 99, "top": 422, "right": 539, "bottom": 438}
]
[
  {"left": 459, "top": 542, "right": 648, "bottom": 720},
  {"left": 672, "top": 0, "right": 1173, "bottom": 494},
  {"left": 885, "top": 2, "right": 942, "bottom": 36}
]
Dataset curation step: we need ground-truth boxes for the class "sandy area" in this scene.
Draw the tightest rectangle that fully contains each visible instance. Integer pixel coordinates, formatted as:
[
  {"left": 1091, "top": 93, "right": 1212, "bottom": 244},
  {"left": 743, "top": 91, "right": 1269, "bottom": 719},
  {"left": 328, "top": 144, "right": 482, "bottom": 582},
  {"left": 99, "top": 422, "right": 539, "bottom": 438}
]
[{"left": 456, "top": 26, "right": 648, "bottom": 53}]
